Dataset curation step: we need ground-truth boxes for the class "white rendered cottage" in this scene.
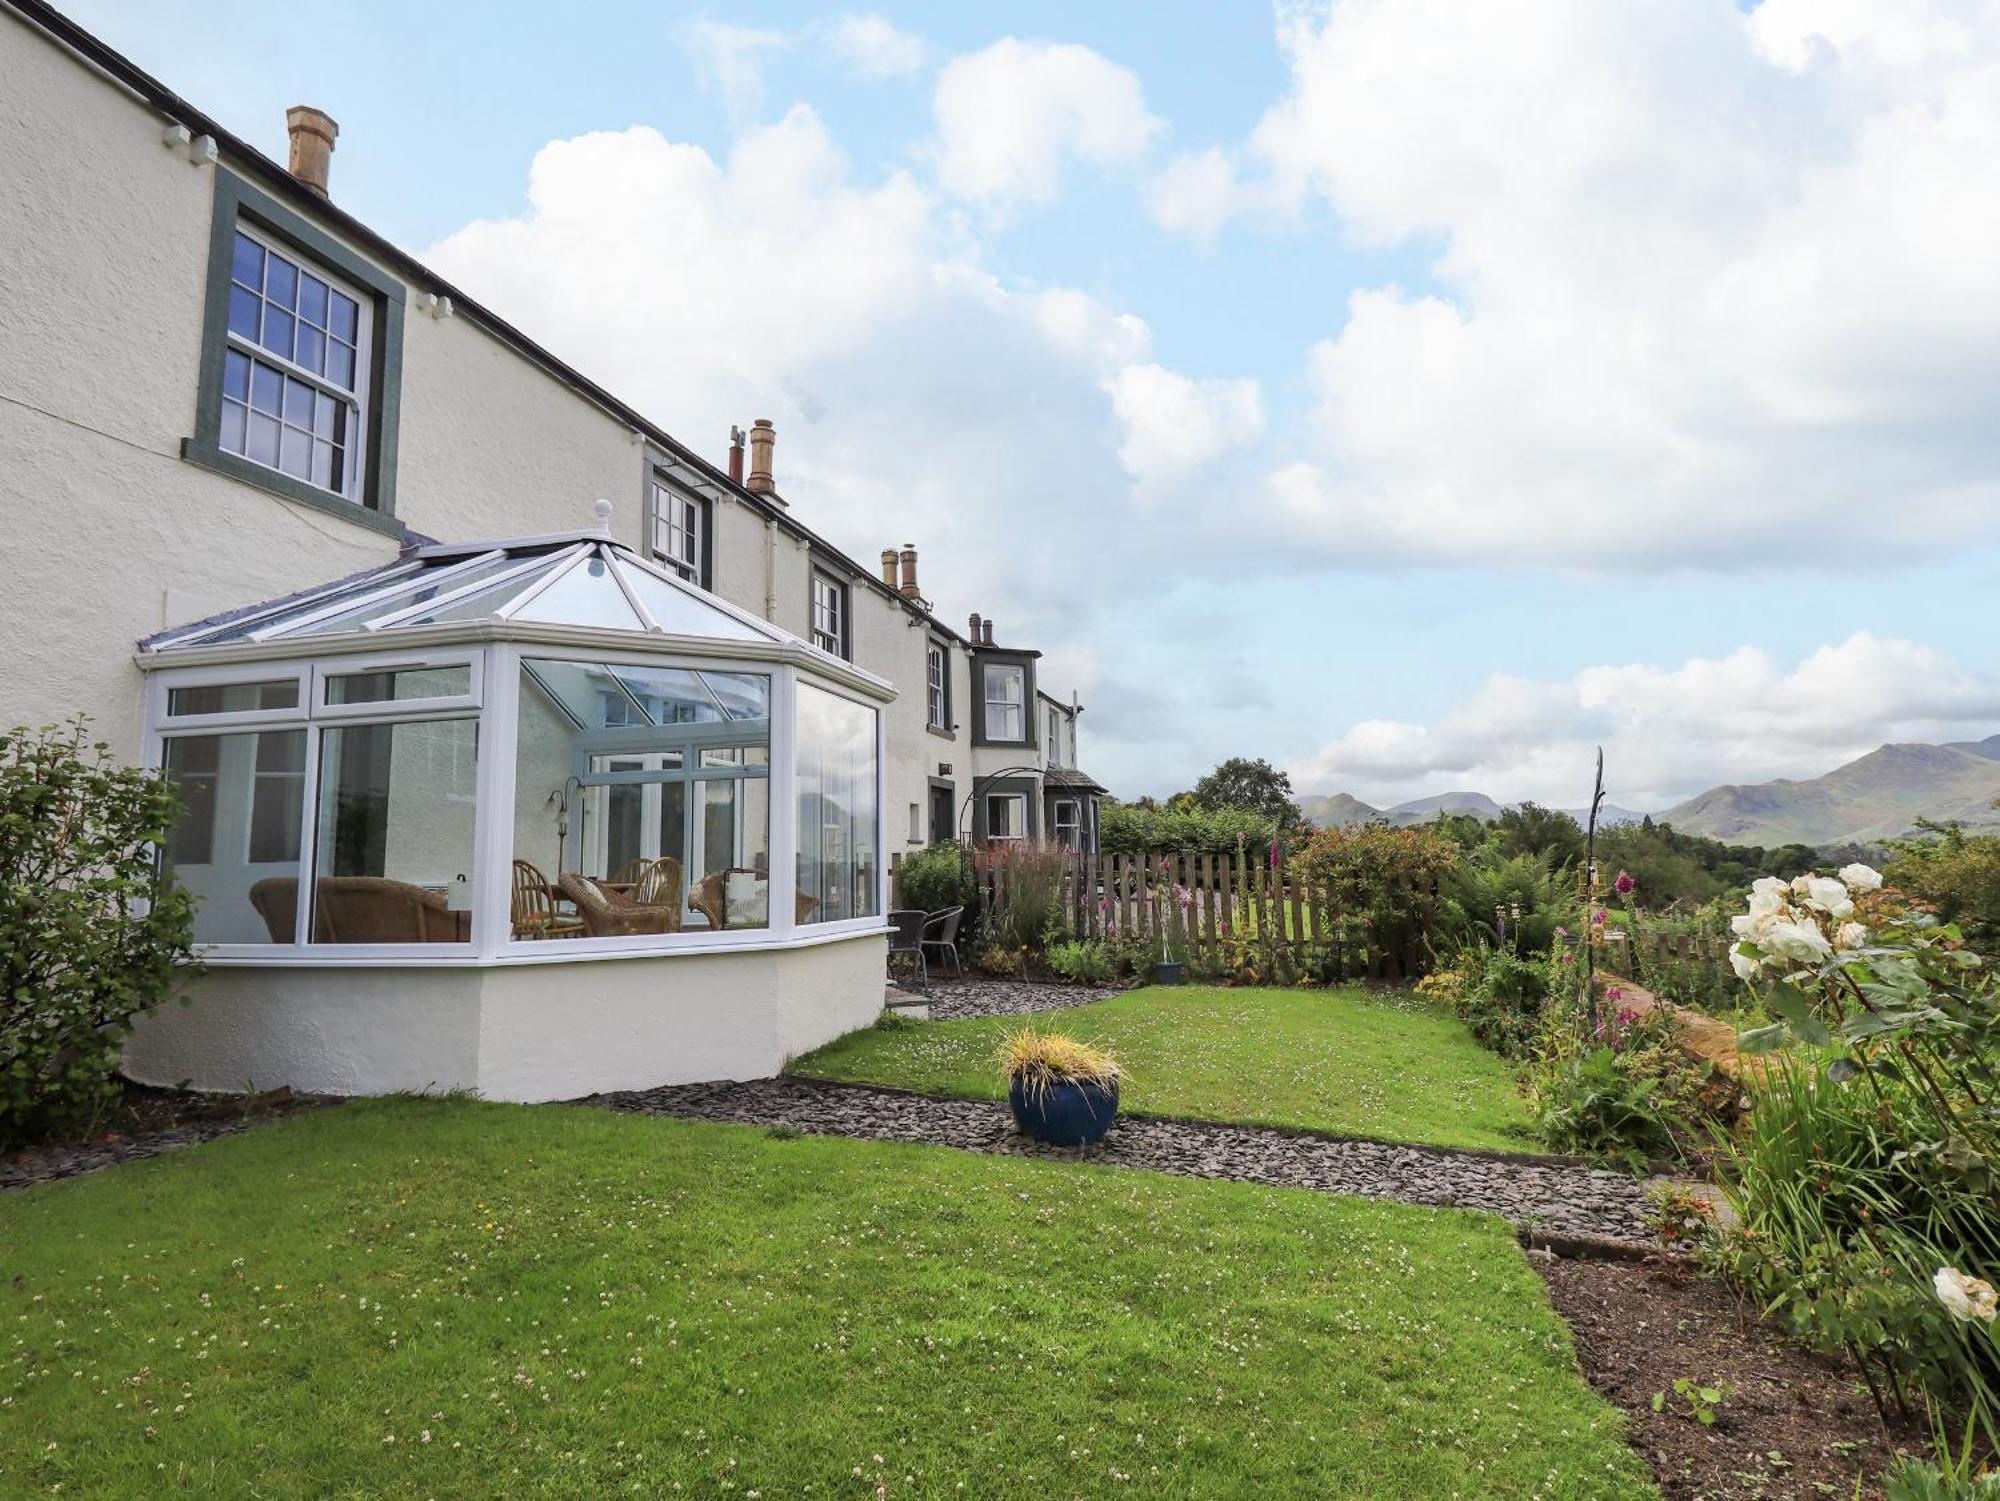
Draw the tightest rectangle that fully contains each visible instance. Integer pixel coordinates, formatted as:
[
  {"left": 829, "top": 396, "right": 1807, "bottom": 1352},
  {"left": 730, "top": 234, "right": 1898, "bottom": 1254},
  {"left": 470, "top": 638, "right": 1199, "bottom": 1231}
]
[{"left": 124, "top": 520, "right": 891, "bottom": 1102}]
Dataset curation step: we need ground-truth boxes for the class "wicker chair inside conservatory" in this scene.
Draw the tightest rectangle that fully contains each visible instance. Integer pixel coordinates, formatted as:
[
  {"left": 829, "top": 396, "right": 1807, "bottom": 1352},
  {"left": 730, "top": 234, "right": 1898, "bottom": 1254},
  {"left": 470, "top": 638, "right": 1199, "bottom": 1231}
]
[
  {"left": 610, "top": 855, "right": 684, "bottom": 911},
  {"left": 512, "top": 860, "right": 586, "bottom": 940},
  {"left": 556, "top": 871, "right": 682, "bottom": 937}
]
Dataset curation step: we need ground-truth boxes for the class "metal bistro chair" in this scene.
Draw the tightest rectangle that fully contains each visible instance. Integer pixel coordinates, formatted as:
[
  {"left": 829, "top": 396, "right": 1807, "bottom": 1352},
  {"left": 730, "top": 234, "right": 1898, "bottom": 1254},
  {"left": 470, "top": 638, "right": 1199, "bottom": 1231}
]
[
  {"left": 887, "top": 908, "right": 929, "bottom": 992},
  {"left": 920, "top": 905, "right": 964, "bottom": 980}
]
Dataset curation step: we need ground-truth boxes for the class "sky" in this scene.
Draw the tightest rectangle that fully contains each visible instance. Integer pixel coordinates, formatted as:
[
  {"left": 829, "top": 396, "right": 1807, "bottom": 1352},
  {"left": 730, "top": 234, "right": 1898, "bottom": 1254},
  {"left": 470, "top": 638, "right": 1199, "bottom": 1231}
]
[{"left": 64, "top": 0, "right": 2000, "bottom": 813}]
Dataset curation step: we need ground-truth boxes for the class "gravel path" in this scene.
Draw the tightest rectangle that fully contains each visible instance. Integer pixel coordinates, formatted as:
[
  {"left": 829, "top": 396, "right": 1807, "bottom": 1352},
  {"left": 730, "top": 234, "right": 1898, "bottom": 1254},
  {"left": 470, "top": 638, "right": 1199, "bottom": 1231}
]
[
  {"left": 3, "top": 1116, "right": 262, "bottom": 1192},
  {"left": 586, "top": 1076, "right": 1667, "bottom": 1249},
  {"left": 913, "top": 978, "right": 1118, "bottom": 1020}
]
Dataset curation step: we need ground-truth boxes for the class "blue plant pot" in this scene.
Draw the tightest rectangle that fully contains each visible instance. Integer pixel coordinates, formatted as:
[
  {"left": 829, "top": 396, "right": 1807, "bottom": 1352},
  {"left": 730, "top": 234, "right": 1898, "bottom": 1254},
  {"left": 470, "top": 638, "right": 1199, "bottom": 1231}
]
[
  {"left": 1008, "top": 1077, "right": 1120, "bottom": 1146},
  {"left": 1155, "top": 960, "right": 1183, "bottom": 986}
]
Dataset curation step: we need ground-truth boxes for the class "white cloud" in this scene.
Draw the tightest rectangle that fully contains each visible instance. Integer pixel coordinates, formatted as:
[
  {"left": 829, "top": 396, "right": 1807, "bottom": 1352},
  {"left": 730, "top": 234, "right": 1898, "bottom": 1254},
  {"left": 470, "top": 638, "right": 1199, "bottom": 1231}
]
[
  {"left": 1107, "top": 364, "right": 1265, "bottom": 499},
  {"left": 1170, "top": 0, "right": 2000, "bottom": 568},
  {"left": 420, "top": 112, "right": 1257, "bottom": 661},
  {"left": 826, "top": 13, "right": 927, "bottom": 79},
  {"left": 676, "top": 17, "right": 791, "bottom": 122},
  {"left": 930, "top": 39, "right": 1162, "bottom": 209},
  {"left": 1287, "top": 633, "right": 2000, "bottom": 810}
]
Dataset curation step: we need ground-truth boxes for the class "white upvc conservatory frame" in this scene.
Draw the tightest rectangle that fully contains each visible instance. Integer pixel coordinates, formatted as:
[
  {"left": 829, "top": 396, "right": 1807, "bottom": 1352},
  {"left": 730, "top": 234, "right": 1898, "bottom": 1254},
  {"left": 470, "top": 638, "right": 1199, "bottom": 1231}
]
[{"left": 141, "top": 624, "right": 891, "bottom": 969}]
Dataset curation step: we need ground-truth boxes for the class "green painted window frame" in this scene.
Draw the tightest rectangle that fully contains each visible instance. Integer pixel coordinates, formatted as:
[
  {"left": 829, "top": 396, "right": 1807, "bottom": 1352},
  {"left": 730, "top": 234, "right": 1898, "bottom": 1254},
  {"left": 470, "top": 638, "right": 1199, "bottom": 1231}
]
[
  {"left": 182, "top": 172, "right": 406, "bottom": 537},
  {"left": 970, "top": 651, "right": 1036, "bottom": 747}
]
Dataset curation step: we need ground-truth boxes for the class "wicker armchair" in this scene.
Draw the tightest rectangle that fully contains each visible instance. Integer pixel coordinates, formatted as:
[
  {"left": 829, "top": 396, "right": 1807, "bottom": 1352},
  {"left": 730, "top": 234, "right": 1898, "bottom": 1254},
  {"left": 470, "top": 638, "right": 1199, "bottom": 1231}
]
[
  {"left": 610, "top": 854, "right": 683, "bottom": 910},
  {"left": 688, "top": 869, "right": 819, "bottom": 930},
  {"left": 557, "top": 871, "right": 681, "bottom": 936},
  {"left": 512, "top": 860, "right": 586, "bottom": 940}
]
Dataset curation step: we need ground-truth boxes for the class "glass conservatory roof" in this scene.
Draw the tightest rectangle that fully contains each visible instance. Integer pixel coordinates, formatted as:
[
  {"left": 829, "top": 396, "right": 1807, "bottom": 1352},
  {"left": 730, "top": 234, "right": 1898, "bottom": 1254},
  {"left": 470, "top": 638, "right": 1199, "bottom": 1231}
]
[{"left": 147, "top": 536, "right": 790, "bottom": 651}]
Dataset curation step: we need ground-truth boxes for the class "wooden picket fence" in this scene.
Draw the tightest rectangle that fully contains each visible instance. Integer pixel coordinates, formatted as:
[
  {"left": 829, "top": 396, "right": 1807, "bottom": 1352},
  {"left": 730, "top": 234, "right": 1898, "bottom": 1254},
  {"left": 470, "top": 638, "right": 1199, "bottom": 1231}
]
[
  {"left": 961, "top": 844, "right": 1436, "bottom": 982},
  {"left": 1600, "top": 925, "right": 1739, "bottom": 1008}
]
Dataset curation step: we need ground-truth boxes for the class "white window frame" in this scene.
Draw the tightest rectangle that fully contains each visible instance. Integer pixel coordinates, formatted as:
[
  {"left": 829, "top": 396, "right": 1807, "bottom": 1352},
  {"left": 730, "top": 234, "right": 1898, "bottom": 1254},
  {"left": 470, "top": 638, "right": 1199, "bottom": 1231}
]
[
  {"left": 149, "top": 646, "right": 488, "bottom": 953},
  {"left": 986, "top": 792, "right": 1028, "bottom": 842},
  {"left": 926, "top": 640, "right": 949, "bottom": 731},
  {"left": 982, "top": 663, "right": 1025, "bottom": 743},
  {"left": 1053, "top": 798, "right": 1082, "bottom": 848},
  {"left": 1046, "top": 706, "right": 1061, "bottom": 765},
  {"left": 810, "top": 569, "right": 847, "bottom": 659},
  {"left": 650, "top": 476, "right": 703, "bottom": 585},
  {"left": 220, "top": 222, "right": 374, "bottom": 504}
]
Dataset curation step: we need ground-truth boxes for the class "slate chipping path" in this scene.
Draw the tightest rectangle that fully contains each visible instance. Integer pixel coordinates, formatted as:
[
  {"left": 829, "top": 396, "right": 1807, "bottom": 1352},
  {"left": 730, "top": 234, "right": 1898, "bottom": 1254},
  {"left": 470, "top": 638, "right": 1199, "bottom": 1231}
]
[
  {"left": 586, "top": 1075, "right": 1666, "bottom": 1248},
  {"left": 913, "top": 977, "right": 1124, "bottom": 1020}
]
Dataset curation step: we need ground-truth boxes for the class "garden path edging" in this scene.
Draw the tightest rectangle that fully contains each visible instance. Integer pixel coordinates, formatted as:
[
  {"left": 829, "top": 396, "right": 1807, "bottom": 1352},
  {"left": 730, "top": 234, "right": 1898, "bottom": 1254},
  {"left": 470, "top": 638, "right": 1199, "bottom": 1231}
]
[{"left": 581, "top": 1075, "right": 1674, "bottom": 1249}]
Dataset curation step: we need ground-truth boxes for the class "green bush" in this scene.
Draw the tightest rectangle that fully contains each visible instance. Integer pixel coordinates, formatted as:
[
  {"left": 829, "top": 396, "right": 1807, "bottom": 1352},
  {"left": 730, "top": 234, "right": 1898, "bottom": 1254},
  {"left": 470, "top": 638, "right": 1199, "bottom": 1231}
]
[
  {"left": 1045, "top": 939, "right": 1115, "bottom": 985},
  {"left": 894, "top": 840, "right": 973, "bottom": 913},
  {"left": 1531, "top": 1045, "right": 1678, "bottom": 1170},
  {"left": 1099, "top": 802, "right": 1280, "bottom": 856},
  {"left": 1438, "top": 851, "right": 1575, "bottom": 958},
  {"left": 1, "top": 720, "right": 197, "bottom": 1149},
  {"left": 1457, "top": 951, "right": 1555, "bottom": 1059},
  {"left": 1887, "top": 820, "right": 2000, "bottom": 948}
]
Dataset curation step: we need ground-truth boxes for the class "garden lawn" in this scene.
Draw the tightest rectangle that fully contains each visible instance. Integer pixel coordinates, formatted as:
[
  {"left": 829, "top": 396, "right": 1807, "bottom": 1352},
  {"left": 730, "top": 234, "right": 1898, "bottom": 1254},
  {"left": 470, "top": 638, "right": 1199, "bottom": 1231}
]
[
  {"left": 794, "top": 985, "right": 1542, "bottom": 1154},
  {"left": 0, "top": 1098, "right": 1654, "bottom": 1499}
]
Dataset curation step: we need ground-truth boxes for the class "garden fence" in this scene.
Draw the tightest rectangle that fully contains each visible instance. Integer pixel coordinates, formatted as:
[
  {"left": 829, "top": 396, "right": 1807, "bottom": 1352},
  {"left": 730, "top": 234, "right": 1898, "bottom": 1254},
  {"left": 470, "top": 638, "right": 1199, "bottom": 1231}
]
[{"left": 954, "top": 844, "right": 1437, "bottom": 982}]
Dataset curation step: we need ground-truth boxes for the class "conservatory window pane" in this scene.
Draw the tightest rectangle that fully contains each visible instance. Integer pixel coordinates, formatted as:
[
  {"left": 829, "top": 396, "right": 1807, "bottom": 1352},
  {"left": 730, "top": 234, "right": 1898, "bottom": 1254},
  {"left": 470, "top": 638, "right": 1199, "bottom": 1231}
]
[
  {"left": 311, "top": 719, "right": 477, "bottom": 944},
  {"left": 509, "top": 554, "right": 643, "bottom": 630},
  {"left": 514, "top": 659, "right": 772, "bottom": 938},
  {"left": 161, "top": 730, "right": 307, "bottom": 945},
  {"left": 614, "top": 559, "right": 765, "bottom": 641},
  {"left": 796, "top": 682, "right": 879, "bottom": 925},
  {"left": 324, "top": 664, "right": 472, "bottom": 705},
  {"left": 167, "top": 679, "right": 299, "bottom": 716}
]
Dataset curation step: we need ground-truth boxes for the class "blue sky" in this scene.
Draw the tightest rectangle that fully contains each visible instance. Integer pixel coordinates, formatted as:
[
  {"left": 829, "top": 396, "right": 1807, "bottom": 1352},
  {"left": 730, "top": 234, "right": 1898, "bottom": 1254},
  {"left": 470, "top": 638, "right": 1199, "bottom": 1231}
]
[{"left": 65, "top": 0, "right": 2000, "bottom": 810}]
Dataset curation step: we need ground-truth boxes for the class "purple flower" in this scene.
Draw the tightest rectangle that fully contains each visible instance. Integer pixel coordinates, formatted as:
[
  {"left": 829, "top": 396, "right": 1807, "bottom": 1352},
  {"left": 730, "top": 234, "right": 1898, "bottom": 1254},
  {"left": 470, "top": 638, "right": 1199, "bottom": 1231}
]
[
  {"left": 1614, "top": 871, "right": 1636, "bottom": 896},
  {"left": 1592, "top": 909, "right": 1607, "bottom": 927}
]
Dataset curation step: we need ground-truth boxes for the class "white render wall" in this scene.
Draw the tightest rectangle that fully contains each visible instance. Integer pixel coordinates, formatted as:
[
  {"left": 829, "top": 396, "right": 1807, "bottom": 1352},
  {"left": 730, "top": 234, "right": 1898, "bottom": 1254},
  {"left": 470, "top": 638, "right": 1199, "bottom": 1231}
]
[{"left": 124, "top": 931, "right": 888, "bottom": 1103}]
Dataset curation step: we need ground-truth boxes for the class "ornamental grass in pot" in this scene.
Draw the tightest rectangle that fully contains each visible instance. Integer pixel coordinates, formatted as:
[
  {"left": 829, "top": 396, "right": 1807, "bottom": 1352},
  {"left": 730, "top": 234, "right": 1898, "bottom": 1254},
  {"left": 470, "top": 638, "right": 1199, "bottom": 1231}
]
[{"left": 999, "top": 1027, "right": 1123, "bottom": 1146}]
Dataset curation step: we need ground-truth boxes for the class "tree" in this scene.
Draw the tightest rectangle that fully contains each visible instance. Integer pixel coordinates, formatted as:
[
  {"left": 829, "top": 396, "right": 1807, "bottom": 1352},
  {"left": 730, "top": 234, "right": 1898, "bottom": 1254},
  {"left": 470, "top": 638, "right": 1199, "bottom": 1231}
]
[
  {"left": 1190, "top": 757, "right": 1304, "bottom": 833},
  {"left": 1494, "top": 802, "right": 1585, "bottom": 866}
]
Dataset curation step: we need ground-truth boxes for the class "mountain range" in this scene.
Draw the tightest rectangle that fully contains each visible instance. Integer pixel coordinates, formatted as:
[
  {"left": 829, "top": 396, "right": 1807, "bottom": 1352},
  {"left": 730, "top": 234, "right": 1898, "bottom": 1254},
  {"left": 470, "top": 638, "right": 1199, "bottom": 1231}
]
[{"left": 1298, "top": 732, "right": 2000, "bottom": 848}]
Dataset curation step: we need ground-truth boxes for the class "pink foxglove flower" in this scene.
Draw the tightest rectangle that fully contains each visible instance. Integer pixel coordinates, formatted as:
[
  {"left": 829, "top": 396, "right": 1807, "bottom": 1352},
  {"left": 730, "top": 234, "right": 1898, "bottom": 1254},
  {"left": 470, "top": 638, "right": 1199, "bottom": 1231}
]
[{"left": 1614, "top": 871, "right": 1635, "bottom": 896}]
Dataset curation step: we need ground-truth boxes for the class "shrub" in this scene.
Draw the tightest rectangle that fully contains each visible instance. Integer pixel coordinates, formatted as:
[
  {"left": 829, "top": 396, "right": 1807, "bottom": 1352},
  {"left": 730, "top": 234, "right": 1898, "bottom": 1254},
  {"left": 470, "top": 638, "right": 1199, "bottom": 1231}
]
[
  {"left": 1458, "top": 950, "right": 1556, "bottom": 1059},
  {"left": 1, "top": 720, "right": 197, "bottom": 1149},
  {"left": 1887, "top": 820, "right": 2000, "bottom": 948},
  {"left": 1291, "top": 823, "right": 1458, "bottom": 980},
  {"left": 895, "top": 840, "right": 972, "bottom": 913},
  {"left": 1531, "top": 1045, "right": 1678, "bottom": 1169},
  {"left": 1438, "top": 850, "right": 1575, "bottom": 958},
  {"left": 1046, "top": 939, "right": 1115, "bottom": 986},
  {"left": 1098, "top": 802, "right": 1280, "bottom": 856}
]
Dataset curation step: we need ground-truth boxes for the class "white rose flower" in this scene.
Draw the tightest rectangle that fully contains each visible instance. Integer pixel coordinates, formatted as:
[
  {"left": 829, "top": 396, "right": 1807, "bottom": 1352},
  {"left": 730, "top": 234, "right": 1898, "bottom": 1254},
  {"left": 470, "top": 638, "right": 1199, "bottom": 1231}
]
[
  {"left": 1935, "top": 1267, "right": 1998, "bottom": 1324},
  {"left": 1762, "top": 917, "right": 1834, "bottom": 965},
  {"left": 1730, "top": 946, "right": 1763, "bottom": 982},
  {"left": 1749, "top": 876, "right": 1790, "bottom": 913},
  {"left": 1802, "top": 877, "right": 1855, "bottom": 920},
  {"left": 1731, "top": 912, "right": 1757, "bottom": 938},
  {"left": 1836, "top": 921, "right": 1868, "bottom": 950},
  {"left": 1839, "top": 863, "right": 1884, "bottom": 893}
]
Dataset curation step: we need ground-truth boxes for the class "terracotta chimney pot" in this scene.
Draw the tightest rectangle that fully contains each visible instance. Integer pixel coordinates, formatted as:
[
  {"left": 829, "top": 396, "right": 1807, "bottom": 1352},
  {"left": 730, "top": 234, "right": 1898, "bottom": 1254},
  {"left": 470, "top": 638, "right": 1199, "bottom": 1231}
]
[
  {"left": 880, "top": 549, "right": 899, "bottom": 587},
  {"left": 727, "top": 425, "right": 746, "bottom": 486},
  {"left": 898, "top": 545, "right": 920, "bottom": 599},
  {"left": 285, "top": 106, "right": 338, "bottom": 196},
  {"left": 745, "top": 419, "right": 777, "bottom": 495}
]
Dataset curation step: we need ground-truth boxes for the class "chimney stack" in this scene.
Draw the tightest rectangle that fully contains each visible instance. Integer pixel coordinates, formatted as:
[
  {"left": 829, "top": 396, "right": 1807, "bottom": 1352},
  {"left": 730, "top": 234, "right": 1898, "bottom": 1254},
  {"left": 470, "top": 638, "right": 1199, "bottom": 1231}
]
[
  {"left": 745, "top": 418, "right": 776, "bottom": 495},
  {"left": 898, "top": 544, "right": 920, "bottom": 600},
  {"left": 879, "top": 549, "right": 899, "bottom": 587},
  {"left": 727, "top": 425, "right": 746, "bottom": 486},
  {"left": 982, "top": 619, "right": 995, "bottom": 646},
  {"left": 968, "top": 612, "right": 982, "bottom": 644},
  {"left": 285, "top": 106, "right": 338, "bottom": 197}
]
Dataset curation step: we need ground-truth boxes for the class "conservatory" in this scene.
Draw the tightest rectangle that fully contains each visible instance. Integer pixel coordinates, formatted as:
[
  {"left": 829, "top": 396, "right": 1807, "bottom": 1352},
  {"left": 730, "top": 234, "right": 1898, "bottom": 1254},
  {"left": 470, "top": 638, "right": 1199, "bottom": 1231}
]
[{"left": 121, "top": 526, "right": 891, "bottom": 1101}]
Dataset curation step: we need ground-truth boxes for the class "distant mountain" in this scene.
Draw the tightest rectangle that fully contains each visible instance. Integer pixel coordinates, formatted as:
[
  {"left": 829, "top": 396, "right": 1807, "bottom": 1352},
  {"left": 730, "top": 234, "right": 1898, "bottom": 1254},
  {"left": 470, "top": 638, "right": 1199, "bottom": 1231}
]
[
  {"left": 1384, "top": 790, "right": 1504, "bottom": 825},
  {"left": 1661, "top": 735, "right": 2000, "bottom": 847},
  {"left": 1296, "top": 791, "right": 1647, "bottom": 831},
  {"left": 1297, "top": 792, "right": 1381, "bottom": 827}
]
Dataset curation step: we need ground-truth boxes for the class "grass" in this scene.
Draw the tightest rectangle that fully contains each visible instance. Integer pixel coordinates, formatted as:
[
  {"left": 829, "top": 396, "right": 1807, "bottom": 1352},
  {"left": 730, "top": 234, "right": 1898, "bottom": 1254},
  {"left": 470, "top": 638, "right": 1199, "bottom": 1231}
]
[
  {"left": 794, "top": 985, "right": 1543, "bottom": 1154},
  {"left": 0, "top": 1098, "right": 1653, "bottom": 1499}
]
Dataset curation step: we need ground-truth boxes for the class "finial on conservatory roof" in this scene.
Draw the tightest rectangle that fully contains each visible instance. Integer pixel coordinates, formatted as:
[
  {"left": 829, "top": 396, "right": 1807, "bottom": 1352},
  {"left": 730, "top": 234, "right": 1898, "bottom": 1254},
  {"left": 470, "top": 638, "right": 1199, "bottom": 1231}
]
[{"left": 593, "top": 497, "right": 613, "bottom": 533}]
